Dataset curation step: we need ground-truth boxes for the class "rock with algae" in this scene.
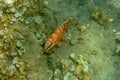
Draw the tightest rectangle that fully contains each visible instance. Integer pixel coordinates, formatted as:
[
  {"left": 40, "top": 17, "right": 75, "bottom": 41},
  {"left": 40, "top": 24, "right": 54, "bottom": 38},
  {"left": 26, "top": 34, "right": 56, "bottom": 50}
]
[
  {"left": 115, "top": 32, "right": 120, "bottom": 55},
  {"left": 49, "top": 53, "right": 91, "bottom": 80},
  {"left": 0, "top": 17, "right": 27, "bottom": 80},
  {"left": 0, "top": 0, "right": 47, "bottom": 79},
  {"left": 91, "top": 8, "right": 110, "bottom": 24},
  {"left": 13, "top": 57, "right": 25, "bottom": 75}
]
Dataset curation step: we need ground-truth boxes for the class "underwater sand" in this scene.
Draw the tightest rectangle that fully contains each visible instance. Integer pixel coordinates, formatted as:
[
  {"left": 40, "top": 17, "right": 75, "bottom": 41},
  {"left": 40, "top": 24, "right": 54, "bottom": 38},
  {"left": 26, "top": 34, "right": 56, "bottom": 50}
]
[{"left": 0, "top": 0, "right": 120, "bottom": 80}]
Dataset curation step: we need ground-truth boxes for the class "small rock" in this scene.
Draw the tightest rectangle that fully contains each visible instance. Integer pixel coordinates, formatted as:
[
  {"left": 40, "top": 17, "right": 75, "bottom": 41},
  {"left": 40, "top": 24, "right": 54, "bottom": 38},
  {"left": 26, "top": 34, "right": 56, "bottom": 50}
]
[
  {"left": 70, "top": 53, "right": 76, "bottom": 60},
  {"left": 11, "top": 52, "right": 17, "bottom": 56},
  {"left": 3, "top": 0, "right": 15, "bottom": 6},
  {"left": 3, "top": 36, "right": 8, "bottom": 43},
  {"left": 14, "top": 12, "right": 22, "bottom": 18},
  {"left": 22, "top": 7, "right": 27, "bottom": 12},
  {"left": 9, "top": 7, "right": 16, "bottom": 13},
  {"left": 115, "top": 32, "right": 120, "bottom": 39},
  {"left": 13, "top": 57, "right": 19, "bottom": 64},
  {"left": 70, "top": 65, "right": 75, "bottom": 72},
  {"left": 79, "top": 26, "right": 87, "bottom": 32},
  {"left": 83, "top": 64, "right": 88, "bottom": 73},
  {"left": 8, "top": 65, "right": 16, "bottom": 76},
  {"left": 0, "top": 30, "right": 4, "bottom": 37},
  {"left": 69, "top": 76, "right": 78, "bottom": 80},
  {"left": 18, "top": 50, "right": 23, "bottom": 56},
  {"left": 115, "top": 44, "right": 120, "bottom": 54},
  {"left": 44, "top": 0, "right": 49, "bottom": 6},
  {"left": 54, "top": 69, "right": 61, "bottom": 77},
  {"left": 16, "top": 40, "right": 22, "bottom": 48},
  {"left": 19, "top": 17, "right": 24, "bottom": 22},
  {"left": 109, "top": 18, "right": 113, "bottom": 22},
  {"left": 34, "top": 15, "right": 42, "bottom": 25},
  {"left": 10, "top": 34, "right": 14, "bottom": 39},
  {"left": 35, "top": 32, "right": 41, "bottom": 40},
  {"left": 74, "top": 65, "right": 82, "bottom": 75},
  {"left": 63, "top": 72, "right": 71, "bottom": 80},
  {"left": 0, "top": 11, "right": 3, "bottom": 16},
  {"left": 70, "top": 38, "right": 78, "bottom": 45},
  {"left": 12, "top": 57, "right": 25, "bottom": 74},
  {"left": 18, "top": 35, "right": 25, "bottom": 40},
  {"left": 0, "top": 53, "right": 4, "bottom": 59},
  {"left": 18, "top": 49, "right": 25, "bottom": 56}
]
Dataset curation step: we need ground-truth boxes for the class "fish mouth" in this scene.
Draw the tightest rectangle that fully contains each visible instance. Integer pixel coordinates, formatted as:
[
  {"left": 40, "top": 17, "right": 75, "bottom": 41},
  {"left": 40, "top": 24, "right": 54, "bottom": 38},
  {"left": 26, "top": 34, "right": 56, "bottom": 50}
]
[{"left": 44, "top": 43, "right": 52, "bottom": 52}]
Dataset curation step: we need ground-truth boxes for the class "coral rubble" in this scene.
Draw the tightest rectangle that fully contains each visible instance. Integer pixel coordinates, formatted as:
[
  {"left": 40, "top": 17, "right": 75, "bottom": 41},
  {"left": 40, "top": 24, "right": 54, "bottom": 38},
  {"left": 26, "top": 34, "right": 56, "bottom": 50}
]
[{"left": 49, "top": 53, "right": 91, "bottom": 80}]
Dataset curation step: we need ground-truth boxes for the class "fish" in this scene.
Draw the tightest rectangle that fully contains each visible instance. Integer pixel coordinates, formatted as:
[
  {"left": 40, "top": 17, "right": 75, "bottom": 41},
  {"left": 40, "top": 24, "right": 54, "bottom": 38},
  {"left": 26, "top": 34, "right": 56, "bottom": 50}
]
[{"left": 44, "top": 18, "right": 70, "bottom": 52}]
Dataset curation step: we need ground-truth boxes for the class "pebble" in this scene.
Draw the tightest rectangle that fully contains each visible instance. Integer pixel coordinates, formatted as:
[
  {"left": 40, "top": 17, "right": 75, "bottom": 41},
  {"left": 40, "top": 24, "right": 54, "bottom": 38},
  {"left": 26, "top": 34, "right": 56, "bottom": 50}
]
[
  {"left": 3, "top": 0, "right": 15, "bottom": 6},
  {"left": 0, "top": 30, "right": 4, "bottom": 37},
  {"left": 69, "top": 76, "right": 78, "bottom": 80},
  {"left": 34, "top": 15, "right": 42, "bottom": 25},
  {"left": 63, "top": 72, "right": 71, "bottom": 80},
  {"left": 10, "top": 34, "right": 14, "bottom": 39},
  {"left": 70, "top": 38, "right": 77, "bottom": 45},
  {"left": 3, "top": 36, "right": 8, "bottom": 43},
  {"left": 8, "top": 65, "right": 16, "bottom": 76},
  {"left": 9, "top": 7, "right": 16, "bottom": 13},
  {"left": 0, "top": 11, "right": 3, "bottom": 17},
  {"left": 54, "top": 69, "right": 61, "bottom": 77},
  {"left": 83, "top": 64, "right": 89, "bottom": 73},
  {"left": 44, "top": 0, "right": 49, "bottom": 5},
  {"left": 12, "top": 57, "right": 25, "bottom": 74},
  {"left": 18, "top": 35, "right": 25, "bottom": 40},
  {"left": 19, "top": 17, "right": 24, "bottom": 22},
  {"left": 79, "top": 26, "right": 87, "bottom": 32},
  {"left": 22, "top": 7, "right": 27, "bottom": 12},
  {"left": 24, "top": 20, "right": 29, "bottom": 24},
  {"left": 70, "top": 65, "right": 75, "bottom": 72},
  {"left": 35, "top": 32, "right": 41, "bottom": 40},
  {"left": 0, "top": 53, "right": 4, "bottom": 59},
  {"left": 18, "top": 49, "right": 25, "bottom": 56},
  {"left": 14, "top": 12, "right": 22, "bottom": 18},
  {"left": 109, "top": 18, "right": 113, "bottom": 22},
  {"left": 74, "top": 65, "right": 82, "bottom": 75},
  {"left": 115, "top": 44, "right": 120, "bottom": 54},
  {"left": 11, "top": 52, "right": 17, "bottom": 56},
  {"left": 18, "top": 50, "right": 23, "bottom": 56},
  {"left": 16, "top": 40, "right": 22, "bottom": 48},
  {"left": 115, "top": 32, "right": 120, "bottom": 41},
  {"left": 70, "top": 53, "right": 76, "bottom": 60}
]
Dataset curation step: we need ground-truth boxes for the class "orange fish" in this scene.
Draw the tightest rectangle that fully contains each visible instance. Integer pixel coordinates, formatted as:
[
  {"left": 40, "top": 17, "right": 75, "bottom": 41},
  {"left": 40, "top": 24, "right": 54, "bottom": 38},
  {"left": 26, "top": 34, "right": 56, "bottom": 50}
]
[{"left": 44, "top": 18, "right": 70, "bottom": 52}]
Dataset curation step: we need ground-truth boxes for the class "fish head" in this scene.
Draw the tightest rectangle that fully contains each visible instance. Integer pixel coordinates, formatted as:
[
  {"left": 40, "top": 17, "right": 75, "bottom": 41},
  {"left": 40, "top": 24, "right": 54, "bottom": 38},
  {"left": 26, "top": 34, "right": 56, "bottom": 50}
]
[{"left": 44, "top": 40, "right": 53, "bottom": 52}]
